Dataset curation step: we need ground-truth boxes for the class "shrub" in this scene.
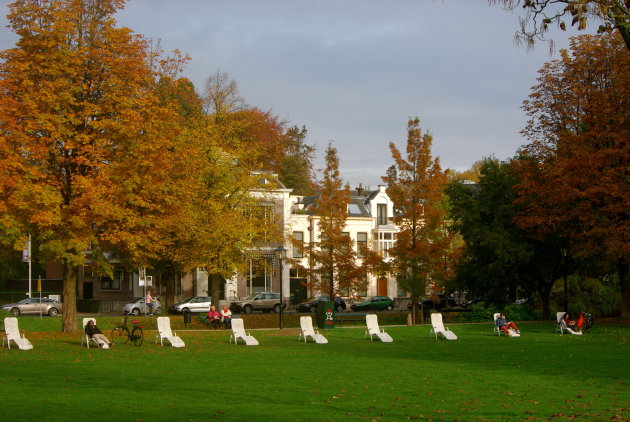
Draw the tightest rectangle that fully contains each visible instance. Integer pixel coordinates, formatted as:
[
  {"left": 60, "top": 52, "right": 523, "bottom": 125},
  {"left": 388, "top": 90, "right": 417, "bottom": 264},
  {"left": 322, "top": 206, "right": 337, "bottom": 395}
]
[{"left": 456, "top": 302, "right": 499, "bottom": 322}]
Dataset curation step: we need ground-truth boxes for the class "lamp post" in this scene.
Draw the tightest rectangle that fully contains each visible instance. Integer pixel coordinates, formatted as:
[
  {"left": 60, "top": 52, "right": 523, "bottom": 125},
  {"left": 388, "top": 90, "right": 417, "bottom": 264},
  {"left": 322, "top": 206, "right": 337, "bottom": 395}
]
[
  {"left": 561, "top": 248, "right": 568, "bottom": 313},
  {"left": 275, "top": 246, "right": 287, "bottom": 329}
]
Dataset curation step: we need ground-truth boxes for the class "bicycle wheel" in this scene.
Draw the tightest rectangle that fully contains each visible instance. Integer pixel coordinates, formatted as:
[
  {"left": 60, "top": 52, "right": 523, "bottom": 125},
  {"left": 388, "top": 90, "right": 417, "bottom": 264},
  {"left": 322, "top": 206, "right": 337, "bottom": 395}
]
[
  {"left": 111, "top": 326, "right": 130, "bottom": 344},
  {"left": 131, "top": 327, "right": 143, "bottom": 347}
]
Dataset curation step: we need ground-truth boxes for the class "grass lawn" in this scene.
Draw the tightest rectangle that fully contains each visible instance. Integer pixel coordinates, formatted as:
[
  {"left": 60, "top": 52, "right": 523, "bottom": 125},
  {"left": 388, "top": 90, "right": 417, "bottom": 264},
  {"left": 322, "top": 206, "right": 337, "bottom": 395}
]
[{"left": 0, "top": 318, "right": 628, "bottom": 422}]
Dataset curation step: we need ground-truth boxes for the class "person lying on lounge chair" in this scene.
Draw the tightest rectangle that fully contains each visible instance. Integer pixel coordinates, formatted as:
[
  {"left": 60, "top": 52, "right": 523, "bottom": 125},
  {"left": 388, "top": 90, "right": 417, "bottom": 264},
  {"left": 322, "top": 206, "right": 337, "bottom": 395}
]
[
  {"left": 495, "top": 313, "right": 520, "bottom": 335},
  {"left": 85, "top": 320, "right": 112, "bottom": 349},
  {"left": 563, "top": 313, "right": 578, "bottom": 331}
]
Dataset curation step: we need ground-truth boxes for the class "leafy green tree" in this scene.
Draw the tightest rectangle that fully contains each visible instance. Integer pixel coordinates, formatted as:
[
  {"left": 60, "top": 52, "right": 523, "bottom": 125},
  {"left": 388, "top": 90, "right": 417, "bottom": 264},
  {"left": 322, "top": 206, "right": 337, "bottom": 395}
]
[{"left": 447, "top": 158, "right": 565, "bottom": 319}]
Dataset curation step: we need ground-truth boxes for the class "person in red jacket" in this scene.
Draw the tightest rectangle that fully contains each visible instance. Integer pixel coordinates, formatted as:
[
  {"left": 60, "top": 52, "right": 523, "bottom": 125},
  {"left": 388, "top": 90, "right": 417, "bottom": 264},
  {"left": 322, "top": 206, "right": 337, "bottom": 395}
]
[{"left": 207, "top": 306, "right": 221, "bottom": 329}]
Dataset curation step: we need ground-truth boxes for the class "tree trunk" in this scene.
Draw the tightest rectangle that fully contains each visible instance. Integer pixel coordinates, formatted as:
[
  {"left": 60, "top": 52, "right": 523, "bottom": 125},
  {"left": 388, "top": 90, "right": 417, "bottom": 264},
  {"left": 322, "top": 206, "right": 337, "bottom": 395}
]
[
  {"left": 61, "top": 264, "right": 77, "bottom": 332},
  {"left": 619, "top": 258, "right": 629, "bottom": 318},
  {"left": 164, "top": 266, "right": 175, "bottom": 310},
  {"left": 538, "top": 281, "right": 551, "bottom": 320},
  {"left": 210, "top": 273, "right": 222, "bottom": 310}
]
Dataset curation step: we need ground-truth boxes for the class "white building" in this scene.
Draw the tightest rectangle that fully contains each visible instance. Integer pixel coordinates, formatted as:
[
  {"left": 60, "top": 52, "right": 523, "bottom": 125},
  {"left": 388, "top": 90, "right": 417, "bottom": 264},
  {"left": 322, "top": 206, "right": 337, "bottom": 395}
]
[{"left": 179, "top": 175, "right": 403, "bottom": 306}]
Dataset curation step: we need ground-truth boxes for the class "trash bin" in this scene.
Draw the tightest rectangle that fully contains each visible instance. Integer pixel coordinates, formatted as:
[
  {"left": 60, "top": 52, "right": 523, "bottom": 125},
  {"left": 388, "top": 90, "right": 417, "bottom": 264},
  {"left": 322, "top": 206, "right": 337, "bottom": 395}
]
[
  {"left": 183, "top": 310, "right": 191, "bottom": 327},
  {"left": 316, "top": 300, "right": 335, "bottom": 330}
]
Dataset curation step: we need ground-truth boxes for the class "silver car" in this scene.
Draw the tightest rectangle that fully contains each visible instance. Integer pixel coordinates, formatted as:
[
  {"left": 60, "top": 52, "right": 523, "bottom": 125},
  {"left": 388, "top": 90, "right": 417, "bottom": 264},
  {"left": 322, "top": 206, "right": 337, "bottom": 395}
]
[
  {"left": 122, "top": 297, "right": 162, "bottom": 316},
  {"left": 230, "top": 292, "right": 285, "bottom": 314},
  {"left": 2, "top": 297, "right": 63, "bottom": 317},
  {"left": 168, "top": 296, "right": 212, "bottom": 314}
]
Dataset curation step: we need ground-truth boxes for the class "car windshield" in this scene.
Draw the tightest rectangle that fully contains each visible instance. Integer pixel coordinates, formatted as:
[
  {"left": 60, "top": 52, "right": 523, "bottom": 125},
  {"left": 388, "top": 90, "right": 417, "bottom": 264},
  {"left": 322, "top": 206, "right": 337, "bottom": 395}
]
[
  {"left": 18, "top": 298, "right": 31, "bottom": 304},
  {"left": 179, "top": 297, "right": 194, "bottom": 304},
  {"left": 132, "top": 298, "right": 143, "bottom": 304},
  {"left": 242, "top": 293, "right": 260, "bottom": 300}
]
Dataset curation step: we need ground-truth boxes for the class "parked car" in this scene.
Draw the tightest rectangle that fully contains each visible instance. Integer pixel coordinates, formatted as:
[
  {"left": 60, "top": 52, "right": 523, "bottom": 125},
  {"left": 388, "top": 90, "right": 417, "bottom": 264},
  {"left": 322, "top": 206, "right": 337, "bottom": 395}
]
[
  {"left": 122, "top": 297, "right": 162, "bottom": 316},
  {"left": 230, "top": 292, "right": 285, "bottom": 314},
  {"left": 1, "top": 297, "right": 63, "bottom": 316},
  {"left": 351, "top": 296, "right": 394, "bottom": 311},
  {"left": 296, "top": 296, "right": 346, "bottom": 313},
  {"left": 168, "top": 296, "right": 212, "bottom": 314},
  {"left": 407, "top": 295, "right": 457, "bottom": 311}
]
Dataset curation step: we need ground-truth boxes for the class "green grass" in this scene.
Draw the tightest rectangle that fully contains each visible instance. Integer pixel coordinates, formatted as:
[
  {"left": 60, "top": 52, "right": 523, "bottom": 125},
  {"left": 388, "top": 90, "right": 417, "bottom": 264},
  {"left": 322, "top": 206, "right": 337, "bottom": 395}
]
[{"left": 0, "top": 319, "right": 628, "bottom": 422}]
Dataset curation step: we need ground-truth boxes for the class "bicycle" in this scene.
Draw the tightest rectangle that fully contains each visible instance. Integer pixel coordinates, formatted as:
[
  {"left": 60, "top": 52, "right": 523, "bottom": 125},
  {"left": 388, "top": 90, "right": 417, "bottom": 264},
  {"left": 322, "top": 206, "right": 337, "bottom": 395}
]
[{"left": 111, "top": 316, "right": 144, "bottom": 346}]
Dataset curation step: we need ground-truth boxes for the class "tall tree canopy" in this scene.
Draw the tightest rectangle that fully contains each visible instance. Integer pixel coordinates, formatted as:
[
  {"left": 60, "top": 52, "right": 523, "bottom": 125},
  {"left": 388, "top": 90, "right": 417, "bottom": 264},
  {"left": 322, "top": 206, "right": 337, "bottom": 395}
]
[
  {"left": 515, "top": 33, "right": 630, "bottom": 316},
  {"left": 383, "top": 118, "right": 452, "bottom": 323},
  {"left": 446, "top": 158, "right": 564, "bottom": 318},
  {"left": 490, "top": 0, "right": 630, "bottom": 51},
  {"left": 307, "top": 144, "right": 361, "bottom": 298},
  {"left": 0, "top": 0, "right": 195, "bottom": 331}
]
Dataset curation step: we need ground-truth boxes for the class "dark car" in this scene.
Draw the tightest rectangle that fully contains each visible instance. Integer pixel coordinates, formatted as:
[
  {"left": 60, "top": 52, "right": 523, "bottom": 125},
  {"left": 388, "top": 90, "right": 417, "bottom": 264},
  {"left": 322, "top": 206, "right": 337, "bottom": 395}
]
[
  {"left": 407, "top": 295, "right": 457, "bottom": 310},
  {"left": 296, "top": 297, "right": 346, "bottom": 313},
  {"left": 351, "top": 296, "right": 394, "bottom": 311}
]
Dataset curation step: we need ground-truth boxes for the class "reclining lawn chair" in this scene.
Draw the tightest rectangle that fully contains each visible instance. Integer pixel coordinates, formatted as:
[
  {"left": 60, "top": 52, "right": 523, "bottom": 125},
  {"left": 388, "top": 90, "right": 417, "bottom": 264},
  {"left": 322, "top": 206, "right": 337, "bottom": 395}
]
[
  {"left": 430, "top": 313, "right": 458, "bottom": 340},
  {"left": 556, "top": 312, "right": 582, "bottom": 335},
  {"left": 156, "top": 317, "right": 186, "bottom": 347},
  {"left": 80, "top": 317, "right": 100, "bottom": 348},
  {"left": 2, "top": 317, "right": 33, "bottom": 350},
  {"left": 494, "top": 313, "right": 520, "bottom": 337},
  {"left": 299, "top": 316, "right": 328, "bottom": 344},
  {"left": 365, "top": 314, "right": 393, "bottom": 343},
  {"left": 230, "top": 318, "right": 258, "bottom": 346},
  {"left": 493, "top": 313, "right": 502, "bottom": 336}
]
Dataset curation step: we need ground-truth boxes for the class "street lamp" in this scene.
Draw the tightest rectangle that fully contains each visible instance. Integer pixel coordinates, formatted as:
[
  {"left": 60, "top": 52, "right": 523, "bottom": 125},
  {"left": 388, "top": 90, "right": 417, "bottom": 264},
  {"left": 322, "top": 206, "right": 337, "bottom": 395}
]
[
  {"left": 275, "top": 246, "right": 287, "bottom": 329},
  {"left": 561, "top": 248, "right": 568, "bottom": 313}
]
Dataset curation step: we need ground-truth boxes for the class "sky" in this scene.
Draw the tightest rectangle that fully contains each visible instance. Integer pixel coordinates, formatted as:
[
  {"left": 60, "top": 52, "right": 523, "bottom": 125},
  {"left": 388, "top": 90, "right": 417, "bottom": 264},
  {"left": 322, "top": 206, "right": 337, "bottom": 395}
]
[{"left": 0, "top": 0, "right": 593, "bottom": 189}]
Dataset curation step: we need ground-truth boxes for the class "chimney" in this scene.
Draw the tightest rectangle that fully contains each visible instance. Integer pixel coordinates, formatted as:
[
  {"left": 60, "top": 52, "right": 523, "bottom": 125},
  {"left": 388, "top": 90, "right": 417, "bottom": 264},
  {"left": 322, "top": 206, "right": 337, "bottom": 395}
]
[{"left": 357, "top": 183, "right": 364, "bottom": 196}]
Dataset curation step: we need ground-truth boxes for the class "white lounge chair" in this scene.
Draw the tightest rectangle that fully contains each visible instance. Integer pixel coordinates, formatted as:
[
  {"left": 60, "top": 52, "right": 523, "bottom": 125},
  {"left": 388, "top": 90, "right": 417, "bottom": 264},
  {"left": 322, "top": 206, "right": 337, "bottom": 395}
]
[
  {"left": 365, "top": 314, "right": 393, "bottom": 343},
  {"left": 230, "top": 318, "right": 258, "bottom": 346},
  {"left": 299, "top": 316, "right": 328, "bottom": 344},
  {"left": 493, "top": 313, "right": 502, "bottom": 336},
  {"left": 556, "top": 312, "right": 582, "bottom": 335},
  {"left": 81, "top": 318, "right": 100, "bottom": 348},
  {"left": 430, "top": 313, "right": 458, "bottom": 340},
  {"left": 156, "top": 317, "right": 185, "bottom": 347},
  {"left": 2, "top": 317, "right": 33, "bottom": 350},
  {"left": 494, "top": 313, "right": 520, "bottom": 337}
]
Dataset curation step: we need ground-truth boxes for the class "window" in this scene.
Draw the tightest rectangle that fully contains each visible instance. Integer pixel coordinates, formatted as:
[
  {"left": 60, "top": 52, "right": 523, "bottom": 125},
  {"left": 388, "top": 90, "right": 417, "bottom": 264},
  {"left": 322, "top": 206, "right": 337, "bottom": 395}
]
[
  {"left": 356, "top": 276, "right": 368, "bottom": 297},
  {"left": 246, "top": 203, "right": 276, "bottom": 242},
  {"left": 348, "top": 203, "right": 362, "bottom": 215},
  {"left": 357, "top": 232, "right": 368, "bottom": 258},
  {"left": 376, "top": 232, "right": 395, "bottom": 258},
  {"left": 246, "top": 258, "right": 272, "bottom": 295},
  {"left": 377, "top": 204, "right": 388, "bottom": 225},
  {"left": 292, "top": 231, "right": 304, "bottom": 258},
  {"left": 101, "top": 266, "right": 124, "bottom": 291},
  {"left": 320, "top": 233, "right": 329, "bottom": 254}
]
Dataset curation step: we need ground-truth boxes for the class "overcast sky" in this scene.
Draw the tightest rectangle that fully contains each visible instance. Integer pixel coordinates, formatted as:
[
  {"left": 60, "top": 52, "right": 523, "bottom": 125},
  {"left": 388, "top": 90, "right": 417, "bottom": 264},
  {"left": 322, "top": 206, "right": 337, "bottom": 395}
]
[{"left": 0, "top": 0, "right": 593, "bottom": 188}]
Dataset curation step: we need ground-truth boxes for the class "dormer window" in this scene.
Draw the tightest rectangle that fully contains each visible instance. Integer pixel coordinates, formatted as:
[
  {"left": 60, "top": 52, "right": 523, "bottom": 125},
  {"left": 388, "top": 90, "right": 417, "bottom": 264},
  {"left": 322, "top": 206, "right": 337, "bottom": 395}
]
[{"left": 377, "top": 203, "right": 388, "bottom": 225}]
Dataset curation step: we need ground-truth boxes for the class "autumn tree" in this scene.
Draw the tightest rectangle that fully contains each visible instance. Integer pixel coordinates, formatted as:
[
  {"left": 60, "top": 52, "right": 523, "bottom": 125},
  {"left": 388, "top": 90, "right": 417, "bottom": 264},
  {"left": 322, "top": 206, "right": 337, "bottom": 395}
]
[
  {"left": 202, "top": 69, "right": 246, "bottom": 121},
  {"left": 0, "top": 0, "right": 195, "bottom": 331},
  {"left": 304, "top": 144, "right": 361, "bottom": 298},
  {"left": 383, "top": 118, "right": 453, "bottom": 324},
  {"left": 489, "top": 0, "right": 630, "bottom": 51},
  {"left": 514, "top": 33, "right": 630, "bottom": 316}
]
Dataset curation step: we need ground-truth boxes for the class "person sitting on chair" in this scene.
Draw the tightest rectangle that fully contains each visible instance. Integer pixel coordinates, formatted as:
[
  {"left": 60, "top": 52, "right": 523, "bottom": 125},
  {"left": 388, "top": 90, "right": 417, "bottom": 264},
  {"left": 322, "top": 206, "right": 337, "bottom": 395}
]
[
  {"left": 85, "top": 320, "right": 112, "bottom": 349},
  {"left": 563, "top": 313, "right": 577, "bottom": 331},
  {"left": 207, "top": 306, "right": 221, "bottom": 329},
  {"left": 220, "top": 305, "right": 232, "bottom": 329},
  {"left": 495, "top": 313, "right": 520, "bottom": 335}
]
